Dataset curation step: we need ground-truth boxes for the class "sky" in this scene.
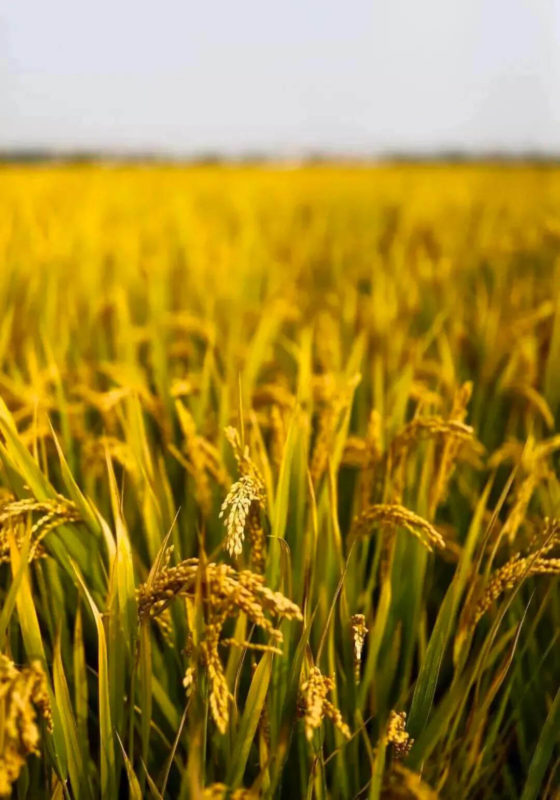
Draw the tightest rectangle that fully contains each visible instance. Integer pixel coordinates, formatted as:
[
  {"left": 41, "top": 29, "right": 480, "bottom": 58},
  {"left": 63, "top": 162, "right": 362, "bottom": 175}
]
[{"left": 1, "top": 0, "right": 559, "bottom": 156}]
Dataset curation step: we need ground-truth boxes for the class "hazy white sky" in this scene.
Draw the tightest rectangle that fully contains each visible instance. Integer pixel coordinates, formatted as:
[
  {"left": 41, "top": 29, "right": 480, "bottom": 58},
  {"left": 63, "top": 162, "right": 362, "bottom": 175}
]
[{"left": 1, "top": 0, "right": 559, "bottom": 155}]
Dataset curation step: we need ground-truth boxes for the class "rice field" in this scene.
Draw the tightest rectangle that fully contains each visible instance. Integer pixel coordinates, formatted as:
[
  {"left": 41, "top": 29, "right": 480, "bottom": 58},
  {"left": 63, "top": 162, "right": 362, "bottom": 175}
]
[{"left": 0, "top": 163, "right": 559, "bottom": 799}]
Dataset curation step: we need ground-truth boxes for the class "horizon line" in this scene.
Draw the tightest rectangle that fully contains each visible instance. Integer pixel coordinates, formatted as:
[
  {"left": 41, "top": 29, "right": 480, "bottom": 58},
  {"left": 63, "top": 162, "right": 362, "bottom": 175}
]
[{"left": 2, "top": 146, "right": 560, "bottom": 166}]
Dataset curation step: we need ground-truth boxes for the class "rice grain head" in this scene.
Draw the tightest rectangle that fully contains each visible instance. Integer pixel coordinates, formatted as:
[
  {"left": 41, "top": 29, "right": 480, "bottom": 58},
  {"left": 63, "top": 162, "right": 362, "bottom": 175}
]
[{"left": 0, "top": 655, "right": 53, "bottom": 795}]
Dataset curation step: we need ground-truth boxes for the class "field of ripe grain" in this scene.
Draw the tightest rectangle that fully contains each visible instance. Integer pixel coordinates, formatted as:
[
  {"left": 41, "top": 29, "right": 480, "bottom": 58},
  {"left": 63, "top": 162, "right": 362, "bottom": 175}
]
[{"left": 0, "top": 164, "right": 559, "bottom": 799}]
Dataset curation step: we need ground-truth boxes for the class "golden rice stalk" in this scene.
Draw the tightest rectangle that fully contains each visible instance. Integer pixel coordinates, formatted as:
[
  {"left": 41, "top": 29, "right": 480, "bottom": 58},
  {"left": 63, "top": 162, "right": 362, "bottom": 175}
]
[
  {"left": 0, "top": 655, "right": 53, "bottom": 795},
  {"left": 351, "top": 613, "right": 368, "bottom": 684},
  {"left": 500, "top": 473, "right": 539, "bottom": 543},
  {"left": 388, "top": 415, "right": 475, "bottom": 504},
  {"left": 504, "top": 383, "right": 555, "bottom": 431},
  {"left": 138, "top": 557, "right": 302, "bottom": 732},
  {"left": 224, "top": 426, "right": 264, "bottom": 487},
  {"left": 0, "top": 522, "right": 47, "bottom": 564},
  {"left": 138, "top": 558, "right": 302, "bottom": 628},
  {"left": 466, "top": 554, "right": 560, "bottom": 631},
  {"left": 390, "top": 417, "right": 474, "bottom": 455},
  {"left": 182, "top": 665, "right": 195, "bottom": 697},
  {"left": 533, "top": 517, "right": 560, "bottom": 555},
  {"left": 0, "top": 495, "right": 81, "bottom": 563},
  {"left": 221, "top": 425, "right": 266, "bottom": 559},
  {"left": 201, "top": 622, "right": 231, "bottom": 734},
  {"left": 489, "top": 434, "right": 560, "bottom": 472},
  {"left": 428, "top": 382, "right": 473, "bottom": 517},
  {"left": 219, "top": 476, "right": 264, "bottom": 558},
  {"left": 461, "top": 520, "right": 560, "bottom": 635},
  {"left": 310, "top": 402, "right": 339, "bottom": 485},
  {"left": 488, "top": 435, "right": 560, "bottom": 543},
  {"left": 386, "top": 710, "right": 414, "bottom": 759},
  {"left": 0, "top": 496, "right": 80, "bottom": 530},
  {"left": 350, "top": 504, "right": 445, "bottom": 552},
  {"left": 297, "top": 666, "right": 351, "bottom": 741}
]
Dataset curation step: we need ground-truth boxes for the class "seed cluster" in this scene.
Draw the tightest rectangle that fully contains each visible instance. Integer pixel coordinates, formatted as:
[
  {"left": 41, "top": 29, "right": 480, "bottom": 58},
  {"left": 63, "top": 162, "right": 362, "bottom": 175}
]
[
  {"left": 351, "top": 503, "right": 445, "bottom": 551},
  {"left": 138, "top": 556, "right": 302, "bottom": 732},
  {"left": 0, "top": 494, "right": 81, "bottom": 563},
  {"left": 461, "top": 518, "right": 560, "bottom": 634},
  {"left": 298, "top": 666, "right": 351, "bottom": 741},
  {"left": 386, "top": 710, "right": 414, "bottom": 759},
  {"left": 351, "top": 613, "right": 368, "bottom": 684},
  {"left": 0, "top": 655, "right": 53, "bottom": 795},
  {"left": 219, "top": 476, "right": 264, "bottom": 558}
]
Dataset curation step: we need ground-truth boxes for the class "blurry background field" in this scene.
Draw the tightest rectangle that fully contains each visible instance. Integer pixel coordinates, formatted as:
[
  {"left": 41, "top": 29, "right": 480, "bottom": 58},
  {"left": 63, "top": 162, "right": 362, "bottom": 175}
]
[{"left": 0, "top": 163, "right": 559, "bottom": 798}]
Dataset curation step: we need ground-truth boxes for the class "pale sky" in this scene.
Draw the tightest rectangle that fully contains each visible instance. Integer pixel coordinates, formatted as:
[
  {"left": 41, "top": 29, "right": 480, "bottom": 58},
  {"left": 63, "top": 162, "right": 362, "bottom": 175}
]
[{"left": 1, "top": 0, "right": 559, "bottom": 156}]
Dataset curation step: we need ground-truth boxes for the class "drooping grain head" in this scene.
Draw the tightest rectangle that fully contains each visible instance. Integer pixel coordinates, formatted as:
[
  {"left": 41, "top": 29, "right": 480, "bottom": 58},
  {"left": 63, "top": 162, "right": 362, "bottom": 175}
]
[{"left": 0, "top": 655, "right": 53, "bottom": 795}]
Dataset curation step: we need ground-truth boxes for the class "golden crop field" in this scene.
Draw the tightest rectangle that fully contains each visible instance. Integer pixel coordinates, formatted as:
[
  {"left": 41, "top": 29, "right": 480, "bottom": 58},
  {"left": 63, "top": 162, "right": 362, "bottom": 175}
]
[{"left": 0, "top": 164, "right": 559, "bottom": 799}]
